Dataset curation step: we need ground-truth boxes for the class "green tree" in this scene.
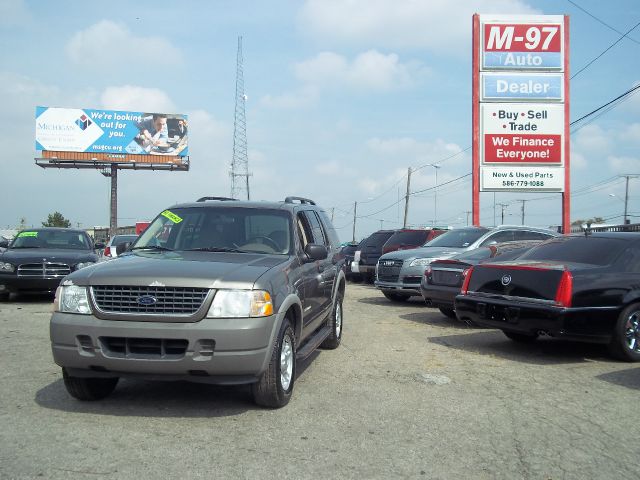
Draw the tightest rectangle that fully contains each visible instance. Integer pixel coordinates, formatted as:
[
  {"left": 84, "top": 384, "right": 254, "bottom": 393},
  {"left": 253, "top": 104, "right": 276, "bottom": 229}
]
[
  {"left": 571, "top": 217, "right": 605, "bottom": 226},
  {"left": 42, "top": 211, "right": 71, "bottom": 228}
]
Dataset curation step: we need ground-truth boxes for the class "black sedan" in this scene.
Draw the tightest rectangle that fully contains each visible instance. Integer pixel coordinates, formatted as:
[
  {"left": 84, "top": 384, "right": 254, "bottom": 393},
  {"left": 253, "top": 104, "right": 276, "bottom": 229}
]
[
  {"left": 421, "top": 240, "right": 542, "bottom": 319},
  {"left": 454, "top": 232, "right": 640, "bottom": 361},
  {"left": 0, "top": 227, "right": 103, "bottom": 299}
]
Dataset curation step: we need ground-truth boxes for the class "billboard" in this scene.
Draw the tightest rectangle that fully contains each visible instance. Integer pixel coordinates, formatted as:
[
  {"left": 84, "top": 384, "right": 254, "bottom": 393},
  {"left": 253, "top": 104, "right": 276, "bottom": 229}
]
[{"left": 35, "top": 107, "right": 188, "bottom": 158}]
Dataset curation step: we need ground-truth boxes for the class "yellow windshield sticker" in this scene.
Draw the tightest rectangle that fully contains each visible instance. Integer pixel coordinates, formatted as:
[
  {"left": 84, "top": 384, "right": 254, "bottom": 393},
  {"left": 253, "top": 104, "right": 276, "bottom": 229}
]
[
  {"left": 18, "top": 231, "right": 38, "bottom": 238},
  {"left": 161, "top": 210, "right": 183, "bottom": 224}
]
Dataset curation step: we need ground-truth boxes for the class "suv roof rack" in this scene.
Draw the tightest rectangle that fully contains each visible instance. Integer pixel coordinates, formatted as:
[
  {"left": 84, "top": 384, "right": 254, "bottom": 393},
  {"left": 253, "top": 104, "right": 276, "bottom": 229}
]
[
  {"left": 284, "top": 196, "right": 316, "bottom": 205},
  {"left": 196, "top": 196, "right": 239, "bottom": 202}
]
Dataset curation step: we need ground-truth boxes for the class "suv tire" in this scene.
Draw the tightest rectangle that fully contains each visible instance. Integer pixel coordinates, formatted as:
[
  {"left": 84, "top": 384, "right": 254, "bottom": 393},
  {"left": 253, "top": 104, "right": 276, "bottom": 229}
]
[
  {"left": 62, "top": 368, "right": 119, "bottom": 401},
  {"left": 383, "top": 292, "right": 409, "bottom": 302},
  {"left": 252, "top": 318, "right": 296, "bottom": 408},
  {"left": 321, "top": 292, "right": 343, "bottom": 349}
]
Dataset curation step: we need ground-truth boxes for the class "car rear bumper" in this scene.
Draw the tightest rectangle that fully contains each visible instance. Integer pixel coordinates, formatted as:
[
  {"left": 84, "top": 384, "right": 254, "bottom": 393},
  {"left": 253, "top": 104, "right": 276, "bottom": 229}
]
[
  {"left": 454, "top": 295, "right": 618, "bottom": 343},
  {"left": 50, "top": 311, "right": 283, "bottom": 384},
  {"left": 420, "top": 283, "right": 458, "bottom": 308}
]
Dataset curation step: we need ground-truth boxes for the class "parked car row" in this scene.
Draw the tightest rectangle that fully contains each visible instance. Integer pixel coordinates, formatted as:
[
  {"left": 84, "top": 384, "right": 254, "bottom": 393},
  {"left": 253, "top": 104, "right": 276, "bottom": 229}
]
[{"left": 348, "top": 227, "right": 446, "bottom": 282}]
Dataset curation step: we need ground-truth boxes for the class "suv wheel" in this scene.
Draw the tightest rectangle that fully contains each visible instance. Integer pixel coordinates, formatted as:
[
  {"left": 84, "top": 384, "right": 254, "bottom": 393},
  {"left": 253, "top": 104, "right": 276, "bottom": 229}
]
[
  {"left": 321, "top": 292, "right": 343, "bottom": 349},
  {"left": 62, "top": 368, "right": 119, "bottom": 400},
  {"left": 252, "top": 318, "right": 296, "bottom": 408}
]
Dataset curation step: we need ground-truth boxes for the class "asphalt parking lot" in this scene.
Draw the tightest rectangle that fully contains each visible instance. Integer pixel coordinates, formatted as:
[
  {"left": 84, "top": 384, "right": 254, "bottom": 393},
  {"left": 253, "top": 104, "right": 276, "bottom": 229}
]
[{"left": 1, "top": 283, "right": 639, "bottom": 480}]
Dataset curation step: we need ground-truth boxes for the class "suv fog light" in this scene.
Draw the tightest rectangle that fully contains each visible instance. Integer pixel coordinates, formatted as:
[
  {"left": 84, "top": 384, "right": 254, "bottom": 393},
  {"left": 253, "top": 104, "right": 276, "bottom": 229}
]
[{"left": 207, "top": 290, "right": 273, "bottom": 318}]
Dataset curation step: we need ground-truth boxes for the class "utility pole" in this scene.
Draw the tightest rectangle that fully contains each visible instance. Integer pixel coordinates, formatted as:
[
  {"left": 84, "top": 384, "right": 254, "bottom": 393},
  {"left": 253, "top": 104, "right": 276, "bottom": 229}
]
[
  {"left": 403, "top": 167, "right": 412, "bottom": 228},
  {"left": 624, "top": 176, "right": 629, "bottom": 224},
  {"left": 352, "top": 201, "right": 358, "bottom": 242},
  {"left": 520, "top": 199, "right": 526, "bottom": 225},
  {"left": 465, "top": 211, "right": 471, "bottom": 226},
  {"left": 331, "top": 207, "right": 335, "bottom": 222},
  {"left": 497, "top": 203, "right": 508, "bottom": 225}
]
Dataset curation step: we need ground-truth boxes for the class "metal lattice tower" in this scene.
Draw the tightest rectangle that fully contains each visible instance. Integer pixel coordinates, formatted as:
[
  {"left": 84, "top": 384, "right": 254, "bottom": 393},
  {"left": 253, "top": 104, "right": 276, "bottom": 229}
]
[{"left": 230, "top": 36, "right": 251, "bottom": 200}]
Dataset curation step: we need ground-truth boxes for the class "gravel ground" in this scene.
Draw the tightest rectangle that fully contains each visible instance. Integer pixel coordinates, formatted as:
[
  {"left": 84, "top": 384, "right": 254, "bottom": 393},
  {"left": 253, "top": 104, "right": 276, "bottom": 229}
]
[{"left": 1, "top": 283, "right": 639, "bottom": 480}]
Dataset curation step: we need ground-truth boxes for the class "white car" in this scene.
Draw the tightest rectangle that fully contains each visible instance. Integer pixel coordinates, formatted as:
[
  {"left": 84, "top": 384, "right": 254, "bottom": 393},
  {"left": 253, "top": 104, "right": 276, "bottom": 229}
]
[{"left": 103, "top": 234, "right": 138, "bottom": 259}]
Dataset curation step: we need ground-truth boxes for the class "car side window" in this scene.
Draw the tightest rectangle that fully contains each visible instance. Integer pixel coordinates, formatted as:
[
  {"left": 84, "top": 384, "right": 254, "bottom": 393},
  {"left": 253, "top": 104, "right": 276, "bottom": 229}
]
[
  {"left": 296, "top": 213, "right": 313, "bottom": 252},
  {"left": 317, "top": 210, "right": 340, "bottom": 247},
  {"left": 514, "top": 230, "right": 552, "bottom": 241},
  {"left": 479, "top": 230, "right": 515, "bottom": 246},
  {"left": 619, "top": 246, "right": 640, "bottom": 273},
  {"left": 303, "top": 211, "right": 327, "bottom": 246}
]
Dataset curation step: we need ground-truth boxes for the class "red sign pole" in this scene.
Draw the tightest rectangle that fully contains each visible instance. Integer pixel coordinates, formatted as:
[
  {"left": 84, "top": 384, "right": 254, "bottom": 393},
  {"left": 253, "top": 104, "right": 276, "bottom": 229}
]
[
  {"left": 472, "top": 14, "right": 481, "bottom": 226},
  {"left": 562, "top": 15, "right": 571, "bottom": 233}
]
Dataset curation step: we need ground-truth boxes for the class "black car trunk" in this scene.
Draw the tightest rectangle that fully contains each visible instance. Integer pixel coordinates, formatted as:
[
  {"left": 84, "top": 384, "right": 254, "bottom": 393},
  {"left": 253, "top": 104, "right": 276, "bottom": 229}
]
[{"left": 467, "top": 262, "right": 567, "bottom": 302}]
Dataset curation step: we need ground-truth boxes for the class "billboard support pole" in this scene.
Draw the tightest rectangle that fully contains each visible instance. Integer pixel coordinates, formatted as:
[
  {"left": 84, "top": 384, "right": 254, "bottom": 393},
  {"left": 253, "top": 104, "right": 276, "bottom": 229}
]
[{"left": 110, "top": 165, "right": 117, "bottom": 238}]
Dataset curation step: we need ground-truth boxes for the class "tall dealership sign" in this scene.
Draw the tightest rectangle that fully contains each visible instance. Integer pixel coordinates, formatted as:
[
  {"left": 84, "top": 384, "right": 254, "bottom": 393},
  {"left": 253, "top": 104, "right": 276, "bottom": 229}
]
[{"left": 472, "top": 14, "right": 570, "bottom": 232}]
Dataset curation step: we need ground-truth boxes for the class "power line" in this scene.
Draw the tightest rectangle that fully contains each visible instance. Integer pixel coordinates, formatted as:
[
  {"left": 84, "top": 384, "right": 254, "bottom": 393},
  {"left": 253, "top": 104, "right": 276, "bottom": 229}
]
[
  {"left": 570, "top": 83, "right": 640, "bottom": 127},
  {"left": 566, "top": 0, "right": 640, "bottom": 45},
  {"left": 571, "top": 19, "right": 640, "bottom": 79}
]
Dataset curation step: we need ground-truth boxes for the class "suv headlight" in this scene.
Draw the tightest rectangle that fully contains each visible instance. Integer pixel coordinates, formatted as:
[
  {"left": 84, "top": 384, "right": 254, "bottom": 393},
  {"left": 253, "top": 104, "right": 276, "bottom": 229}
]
[
  {"left": 207, "top": 290, "right": 273, "bottom": 318},
  {"left": 75, "top": 261, "right": 95, "bottom": 271},
  {"left": 54, "top": 285, "right": 91, "bottom": 314},
  {"left": 0, "top": 262, "right": 15, "bottom": 272},
  {"left": 409, "top": 258, "right": 433, "bottom": 267}
]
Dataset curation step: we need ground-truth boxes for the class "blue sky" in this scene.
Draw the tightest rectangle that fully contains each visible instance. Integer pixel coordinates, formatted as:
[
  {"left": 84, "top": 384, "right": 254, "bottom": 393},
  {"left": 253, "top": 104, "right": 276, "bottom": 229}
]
[{"left": 1, "top": 0, "right": 639, "bottom": 240}]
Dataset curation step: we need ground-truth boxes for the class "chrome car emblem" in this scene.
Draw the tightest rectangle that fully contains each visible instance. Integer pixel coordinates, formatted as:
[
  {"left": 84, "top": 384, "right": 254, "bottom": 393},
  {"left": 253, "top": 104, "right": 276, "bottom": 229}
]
[
  {"left": 384, "top": 261, "right": 394, "bottom": 266},
  {"left": 501, "top": 274, "right": 512, "bottom": 286},
  {"left": 137, "top": 295, "right": 158, "bottom": 306}
]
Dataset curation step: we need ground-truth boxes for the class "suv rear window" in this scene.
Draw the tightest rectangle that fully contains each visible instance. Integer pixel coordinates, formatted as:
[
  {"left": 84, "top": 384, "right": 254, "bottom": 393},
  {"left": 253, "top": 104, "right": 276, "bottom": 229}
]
[
  {"left": 386, "top": 231, "right": 428, "bottom": 245},
  {"left": 518, "top": 236, "right": 629, "bottom": 266},
  {"left": 363, "top": 231, "right": 395, "bottom": 249}
]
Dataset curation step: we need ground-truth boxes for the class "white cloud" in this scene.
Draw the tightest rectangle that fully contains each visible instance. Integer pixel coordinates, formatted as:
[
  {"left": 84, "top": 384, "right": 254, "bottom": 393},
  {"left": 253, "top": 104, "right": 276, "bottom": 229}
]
[
  {"left": 366, "top": 137, "right": 467, "bottom": 166},
  {"left": 260, "top": 86, "right": 319, "bottom": 109},
  {"left": 607, "top": 155, "right": 640, "bottom": 174},
  {"left": 298, "top": 0, "right": 539, "bottom": 54},
  {"left": 100, "top": 85, "right": 176, "bottom": 112},
  {"left": 66, "top": 20, "right": 182, "bottom": 69},
  {"left": 0, "top": 0, "right": 31, "bottom": 27},
  {"left": 619, "top": 123, "right": 640, "bottom": 144},
  {"left": 262, "top": 50, "right": 427, "bottom": 109},
  {"left": 295, "top": 50, "right": 426, "bottom": 91}
]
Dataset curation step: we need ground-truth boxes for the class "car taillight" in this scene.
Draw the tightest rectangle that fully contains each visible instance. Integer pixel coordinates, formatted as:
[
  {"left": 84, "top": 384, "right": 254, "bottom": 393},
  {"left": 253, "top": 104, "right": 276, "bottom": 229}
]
[
  {"left": 104, "top": 246, "right": 111, "bottom": 257},
  {"left": 554, "top": 270, "right": 573, "bottom": 307},
  {"left": 460, "top": 266, "right": 474, "bottom": 295}
]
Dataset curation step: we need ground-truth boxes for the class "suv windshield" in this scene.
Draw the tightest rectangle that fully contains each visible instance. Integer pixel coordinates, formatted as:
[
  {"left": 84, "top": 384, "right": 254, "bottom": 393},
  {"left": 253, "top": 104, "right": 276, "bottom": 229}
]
[
  {"left": 425, "top": 228, "right": 489, "bottom": 248},
  {"left": 11, "top": 230, "right": 91, "bottom": 250},
  {"left": 135, "top": 207, "right": 292, "bottom": 255}
]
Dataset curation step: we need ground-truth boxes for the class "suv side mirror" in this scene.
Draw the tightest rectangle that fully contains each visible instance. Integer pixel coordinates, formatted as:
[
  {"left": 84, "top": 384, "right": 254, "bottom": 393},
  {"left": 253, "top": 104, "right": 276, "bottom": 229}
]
[
  {"left": 305, "top": 244, "right": 328, "bottom": 262},
  {"left": 116, "top": 242, "right": 132, "bottom": 256}
]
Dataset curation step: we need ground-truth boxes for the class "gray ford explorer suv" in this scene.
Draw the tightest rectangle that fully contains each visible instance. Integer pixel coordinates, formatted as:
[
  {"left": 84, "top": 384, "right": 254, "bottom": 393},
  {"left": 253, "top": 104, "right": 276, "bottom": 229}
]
[{"left": 50, "top": 196, "right": 345, "bottom": 408}]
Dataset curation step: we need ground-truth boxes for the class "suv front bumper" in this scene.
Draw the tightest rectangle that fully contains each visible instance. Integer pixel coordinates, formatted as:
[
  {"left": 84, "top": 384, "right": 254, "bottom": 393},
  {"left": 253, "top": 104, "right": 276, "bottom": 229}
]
[{"left": 50, "top": 311, "right": 283, "bottom": 384}]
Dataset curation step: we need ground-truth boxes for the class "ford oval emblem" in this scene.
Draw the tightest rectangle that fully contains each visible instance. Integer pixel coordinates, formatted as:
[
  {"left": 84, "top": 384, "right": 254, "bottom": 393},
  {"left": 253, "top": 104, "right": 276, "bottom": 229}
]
[
  {"left": 137, "top": 295, "right": 157, "bottom": 306},
  {"left": 501, "top": 274, "right": 512, "bottom": 286}
]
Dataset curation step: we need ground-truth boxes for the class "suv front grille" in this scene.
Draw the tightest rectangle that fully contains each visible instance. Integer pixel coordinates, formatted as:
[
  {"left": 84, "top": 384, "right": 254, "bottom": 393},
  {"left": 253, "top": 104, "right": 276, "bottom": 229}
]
[
  {"left": 377, "top": 259, "right": 403, "bottom": 282},
  {"left": 92, "top": 286, "right": 209, "bottom": 315},
  {"left": 18, "top": 263, "right": 71, "bottom": 278}
]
